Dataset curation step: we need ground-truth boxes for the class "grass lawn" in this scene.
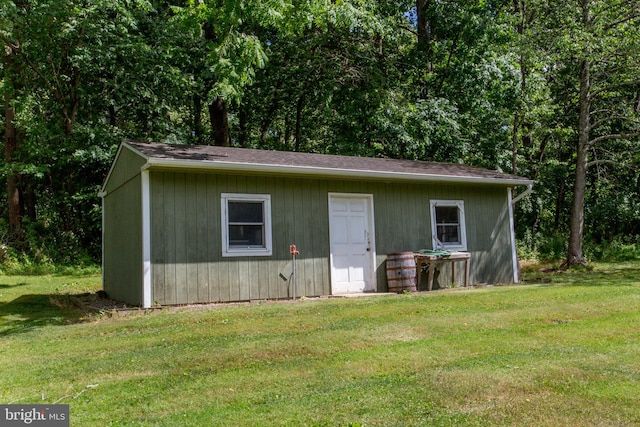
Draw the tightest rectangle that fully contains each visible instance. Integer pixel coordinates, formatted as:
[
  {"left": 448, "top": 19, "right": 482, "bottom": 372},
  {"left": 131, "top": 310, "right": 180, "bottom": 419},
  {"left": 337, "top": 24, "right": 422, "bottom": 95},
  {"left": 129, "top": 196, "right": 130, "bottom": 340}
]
[{"left": 1, "top": 262, "right": 639, "bottom": 426}]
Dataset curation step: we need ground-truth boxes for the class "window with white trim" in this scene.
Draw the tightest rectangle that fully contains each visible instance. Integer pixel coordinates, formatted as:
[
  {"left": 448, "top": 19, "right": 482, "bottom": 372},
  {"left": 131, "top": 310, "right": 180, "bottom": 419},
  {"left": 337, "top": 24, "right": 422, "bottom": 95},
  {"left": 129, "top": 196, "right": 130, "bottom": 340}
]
[
  {"left": 221, "top": 193, "right": 272, "bottom": 257},
  {"left": 430, "top": 200, "right": 467, "bottom": 251}
]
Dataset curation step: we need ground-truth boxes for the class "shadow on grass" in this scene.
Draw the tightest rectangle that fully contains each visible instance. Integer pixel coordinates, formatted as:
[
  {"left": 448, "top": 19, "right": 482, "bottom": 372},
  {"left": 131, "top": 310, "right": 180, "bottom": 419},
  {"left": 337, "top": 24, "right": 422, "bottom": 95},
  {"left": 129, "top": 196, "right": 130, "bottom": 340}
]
[
  {"left": 0, "top": 293, "right": 94, "bottom": 337},
  {"left": 0, "top": 282, "right": 29, "bottom": 290}
]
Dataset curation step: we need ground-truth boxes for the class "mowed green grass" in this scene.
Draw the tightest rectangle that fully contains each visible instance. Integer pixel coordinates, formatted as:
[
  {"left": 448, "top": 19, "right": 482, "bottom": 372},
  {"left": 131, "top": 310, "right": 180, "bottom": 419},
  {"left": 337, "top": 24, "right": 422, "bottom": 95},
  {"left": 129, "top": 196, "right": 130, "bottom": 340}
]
[{"left": 1, "top": 263, "right": 639, "bottom": 426}]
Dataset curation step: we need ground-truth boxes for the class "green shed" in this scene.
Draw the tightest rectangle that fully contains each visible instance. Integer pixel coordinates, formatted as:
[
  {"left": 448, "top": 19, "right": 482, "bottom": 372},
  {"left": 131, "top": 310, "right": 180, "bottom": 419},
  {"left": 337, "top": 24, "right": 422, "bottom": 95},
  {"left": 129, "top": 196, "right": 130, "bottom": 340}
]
[{"left": 100, "top": 140, "right": 533, "bottom": 307}]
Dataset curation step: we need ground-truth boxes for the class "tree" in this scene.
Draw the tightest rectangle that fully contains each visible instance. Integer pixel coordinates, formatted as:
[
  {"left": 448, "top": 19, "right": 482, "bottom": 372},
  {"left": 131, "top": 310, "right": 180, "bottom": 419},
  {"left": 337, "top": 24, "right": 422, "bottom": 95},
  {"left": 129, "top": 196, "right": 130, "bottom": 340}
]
[
  {"left": 411, "top": 0, "right": 521, "bottom": 168},
  {"left": 2, "top": 0, "right": 639, "bottom": 266},
  {"left": 535, "top": 0, "right": 640, "bottom": 266},
  {"left": 1, "top": 0, "right": 185, "bottom": 260},
  {"left": 3, "top": 34, "right": 25, "bottom": 243},
  {"left": 174, "top": 0, "right": 321, "bottom": 146}
]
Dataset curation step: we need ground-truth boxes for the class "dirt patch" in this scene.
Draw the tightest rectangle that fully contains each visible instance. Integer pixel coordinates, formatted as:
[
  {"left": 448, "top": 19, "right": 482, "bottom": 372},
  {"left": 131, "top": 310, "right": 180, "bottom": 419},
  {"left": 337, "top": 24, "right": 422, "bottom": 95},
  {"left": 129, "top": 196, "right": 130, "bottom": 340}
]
[{"left": 52, "top": 291, "right": 138, "bottom": 316}]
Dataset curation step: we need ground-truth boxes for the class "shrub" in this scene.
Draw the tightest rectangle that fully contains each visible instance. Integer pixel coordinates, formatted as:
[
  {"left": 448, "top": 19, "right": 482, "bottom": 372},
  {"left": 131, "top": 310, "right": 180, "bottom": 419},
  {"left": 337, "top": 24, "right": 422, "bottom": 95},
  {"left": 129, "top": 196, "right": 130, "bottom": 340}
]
[
  {"left": 519, "top": 232, "right": 640, "bottom": 263},
  {"left": 0, "top": 218, "right": 99, "bottom": 275},
  {"left": 518, "top": 231, "right": 567, "bottom": 261},
  {"left": 586, "top": 236, "right": 640, "bottom": 262}
]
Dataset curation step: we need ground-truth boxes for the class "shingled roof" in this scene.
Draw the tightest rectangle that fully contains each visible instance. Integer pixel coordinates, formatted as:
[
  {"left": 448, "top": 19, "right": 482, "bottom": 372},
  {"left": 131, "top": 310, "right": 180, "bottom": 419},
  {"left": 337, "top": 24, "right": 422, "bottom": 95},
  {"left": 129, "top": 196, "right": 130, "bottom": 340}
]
[{"left": 123, "top": 140, "right": 532, "bottom": 186}]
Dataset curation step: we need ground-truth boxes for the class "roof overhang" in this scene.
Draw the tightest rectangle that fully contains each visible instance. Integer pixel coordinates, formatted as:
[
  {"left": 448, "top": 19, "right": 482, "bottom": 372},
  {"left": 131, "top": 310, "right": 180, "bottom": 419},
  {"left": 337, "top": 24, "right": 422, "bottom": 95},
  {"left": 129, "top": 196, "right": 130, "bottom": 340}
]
[
  {"left": 100, "top": 141, "right": 534, "bottom": 198},
  {"left": 139, "top": 157, "right": 534, "bottom": 187}
]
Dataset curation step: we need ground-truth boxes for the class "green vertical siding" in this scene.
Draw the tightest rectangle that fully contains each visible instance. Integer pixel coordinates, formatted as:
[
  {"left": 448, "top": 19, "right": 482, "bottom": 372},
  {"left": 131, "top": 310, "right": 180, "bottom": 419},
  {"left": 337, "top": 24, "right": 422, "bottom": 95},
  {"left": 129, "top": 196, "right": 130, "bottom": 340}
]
[
  {"left": 103, "top": 174, "right": 143, "bottom": 305},
  {"left": 103, "top": 147, "right": 146, "bottom": 194},
  {"left": 146, "top": 170, "right": 516, "bottom": 305},
  {"left": 150, "top": 171, "right": 165, "bottom": 304},
  {"left": 102, "top": 146, "right": 147, "bottom": 306}
]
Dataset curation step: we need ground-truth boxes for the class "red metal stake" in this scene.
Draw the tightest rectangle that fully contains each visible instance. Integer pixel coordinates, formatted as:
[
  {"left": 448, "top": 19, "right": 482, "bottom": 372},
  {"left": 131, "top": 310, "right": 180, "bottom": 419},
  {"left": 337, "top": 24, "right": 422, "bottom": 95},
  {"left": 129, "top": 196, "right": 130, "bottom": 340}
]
[{"left": 289, "top": 245, "right": 299, "bottom": 300}]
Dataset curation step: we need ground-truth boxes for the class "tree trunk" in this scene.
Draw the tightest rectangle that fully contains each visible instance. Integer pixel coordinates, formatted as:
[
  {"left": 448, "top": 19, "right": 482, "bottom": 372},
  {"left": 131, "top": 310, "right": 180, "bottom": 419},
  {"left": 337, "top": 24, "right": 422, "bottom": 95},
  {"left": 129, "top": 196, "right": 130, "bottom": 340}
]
[
  {"left": 563, "top": 58, "right": 591, "bottom": 268},
  {"left": 512, "top": 111, "right": 519, "bottom": 175},
  {"left": 512, "top": 0, "right": 525, "bottom": 175},
  {"left": 294, "top": 96, "right": 304, "bottom": 152},
  {"left": 260, "top": 81, "right": 282, "bottom": 142},
  {"left": 260, "top": 120, "right": 271, "bottom": 142},
  {"left": 4, "top": 104, "right": 23, "bottom": 243},
  {"left": 3, "top": 43, "right": 24, "bottom": 244},
  {"left": 24, "top": 180, "right": 36, "bottom": 222},
  {"left": 238, "top": 104, "right": 248, "bottom": 148},
  {"left": 563, "top": 1, "right": 593, "bottom": 268},
  {"left": 554, "top": 180, "right": 565, "bottom": 231},
  {"left": 416, "top": 0, "right": 432, "bottom": 72},
  {"left": 208, "top": 97, "right": 230, "bottom": 146},
  {"left": 284, "top": 113, "right": 292, "bottom": 149},
  {"left": 193, "top": 94, "right": 204, "bottom": 144}
]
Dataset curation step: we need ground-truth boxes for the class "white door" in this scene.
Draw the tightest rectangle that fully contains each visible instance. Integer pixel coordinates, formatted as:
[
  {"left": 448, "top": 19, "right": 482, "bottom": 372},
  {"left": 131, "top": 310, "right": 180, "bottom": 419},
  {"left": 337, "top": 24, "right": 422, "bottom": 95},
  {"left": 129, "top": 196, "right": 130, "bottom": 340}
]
[{"left": 329, "top": 194, "right": 375, "bottom": 294}]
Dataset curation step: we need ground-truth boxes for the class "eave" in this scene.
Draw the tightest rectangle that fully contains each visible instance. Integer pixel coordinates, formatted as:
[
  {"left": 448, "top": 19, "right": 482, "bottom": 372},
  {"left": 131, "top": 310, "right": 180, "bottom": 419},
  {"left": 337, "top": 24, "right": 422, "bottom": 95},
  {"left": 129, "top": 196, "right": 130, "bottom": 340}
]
[{"left": 139, "top": 157, "right": 534, "bottom": 187}]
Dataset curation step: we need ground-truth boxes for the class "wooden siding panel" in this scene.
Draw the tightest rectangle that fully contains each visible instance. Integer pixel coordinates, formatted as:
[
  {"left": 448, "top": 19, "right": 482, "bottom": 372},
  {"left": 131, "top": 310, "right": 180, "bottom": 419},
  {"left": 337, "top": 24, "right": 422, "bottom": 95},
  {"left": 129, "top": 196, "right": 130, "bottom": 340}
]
[
  {"left": 185, "top": 173, "right": 199, "bottom": 303},
  {"left": 103, "top": 147, "right": 146, "bottom": 194},
  {"left": 196, "top": 174, "right": 210, "bottom": 302},
  {"left": 399, "top": 184, "right": 412, "bottom": 247},
  {"left": 473, "top": 186, "right": 493, "bottom": 284},
  {"left": 207, "top": 174, "right": 221, "bottom": 302},
  {"left": 163, "top": 173, "right": 177, "bottom": 305},
  {"left": 314, "top": 179, "right": 330, "bottom": 296},
  {"left": 281, "top": 178, "right": 294, "bottom": 298},
  {"left": 256, "top": 177, "right": 271, "bottom": 299},
  {"left": 207, "top": 175, "right": 228, "bottom": 302},
  {"left": 491, "top": 189, "right": 514, "bottom": 283},
  {"left": 218, "top": 174, "right": 233, "bottom": 302},
  {"left": 146, "top": 170, "right": 517, "bottom": 305},
  {"left": 150, "top": 172, "right": 165, "bottom": 305},
  {"left": 385, "top": 183, "right": 414, "bottom": 253},
  {"left": 103, "top": 175, "right": 142, "bottom": 305},
  {"left": 416, "top": 185, "right": 431, "bottom": 249},
  {"left": 373, "top": 182, "right": 389, "bottom": 291},
  {"left": 238, "top": 259, "right": 249, "bottom": 301},
  {"left": 288, "top": 180, "right": 302, "bottom": 297},
  {"left": 272, "top": 177, "right": 289, "bottom": 299},
  {"left": 173, "top": 173, "right": 188, "bottom": 304},
  {"left": 301, "top": 179, "right": 314, "bottom": 297}
]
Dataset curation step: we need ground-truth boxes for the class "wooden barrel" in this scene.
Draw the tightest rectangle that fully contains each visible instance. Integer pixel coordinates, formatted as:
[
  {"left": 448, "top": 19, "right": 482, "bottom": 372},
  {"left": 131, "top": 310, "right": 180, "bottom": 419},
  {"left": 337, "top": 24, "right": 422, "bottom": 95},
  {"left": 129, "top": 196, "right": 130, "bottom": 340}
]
[{"left": 386, "top": 252, "right": 417, "bottom": 293}]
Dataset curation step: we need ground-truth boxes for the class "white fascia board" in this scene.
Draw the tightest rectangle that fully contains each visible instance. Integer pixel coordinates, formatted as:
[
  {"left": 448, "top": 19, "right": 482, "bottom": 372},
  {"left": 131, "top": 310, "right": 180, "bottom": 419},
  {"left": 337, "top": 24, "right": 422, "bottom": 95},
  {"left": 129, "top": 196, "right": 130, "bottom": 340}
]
[
  {"left": 101, "top": 194, "right": 106, "bottom": 295},
  {"left": 141, "top": 170, "right": 152, "bottom": 308},
  {"left": 142, "top": 158, "right": 534, "bottom": 187},
  {"left": 507, "top": 188, "right": 519, "bottom": 283},
  {"left": 99, "top": 144, "right": 126, "bottom": 197}
]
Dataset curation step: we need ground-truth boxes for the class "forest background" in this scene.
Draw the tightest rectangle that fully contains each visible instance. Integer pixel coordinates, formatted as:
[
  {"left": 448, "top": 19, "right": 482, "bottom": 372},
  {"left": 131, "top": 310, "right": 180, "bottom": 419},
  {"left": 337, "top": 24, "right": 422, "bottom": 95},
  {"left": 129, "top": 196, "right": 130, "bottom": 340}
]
[{"left": 1, "top": 0, "right": 639, "bottom": 272}]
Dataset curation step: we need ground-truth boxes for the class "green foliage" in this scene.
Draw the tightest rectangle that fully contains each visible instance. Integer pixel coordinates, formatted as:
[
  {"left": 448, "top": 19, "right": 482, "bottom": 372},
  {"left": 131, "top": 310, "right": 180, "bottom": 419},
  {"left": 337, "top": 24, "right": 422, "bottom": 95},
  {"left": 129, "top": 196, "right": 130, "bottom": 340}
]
[
  {"left": 0, "top": 217, "right": 98, "bottom": 275},
  {"left": 518, "top": 230, "right": 568, "bottom": 261},
  {"left": 1, "top": 0, "right": 639, "bottom": 265},
  {"left": 517, "top": 0, "right": 640, "bottom": 263},
  {"left": 586, "top": 237, "right": 640, "bottom": 262},
  {"left": 519, "top": 233, "right": 640, "bottom": 264}
]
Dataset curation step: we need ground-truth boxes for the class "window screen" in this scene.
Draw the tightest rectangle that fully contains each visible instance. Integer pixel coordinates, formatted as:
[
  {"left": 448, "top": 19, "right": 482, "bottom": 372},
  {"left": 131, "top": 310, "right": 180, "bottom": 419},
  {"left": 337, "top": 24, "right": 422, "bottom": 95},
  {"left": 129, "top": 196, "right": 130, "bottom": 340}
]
[
  {"left": 221, "top": 194, "right": 272, "bottom": 256},
  {"left": 228, "top": 201, "right": 265, "bottom": 247},
  {"left": 430, "top": 200, "right": 467, "bottom": 251},
  {"left": 435, "top": 206, "right": 461, "bottom": 244}
]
